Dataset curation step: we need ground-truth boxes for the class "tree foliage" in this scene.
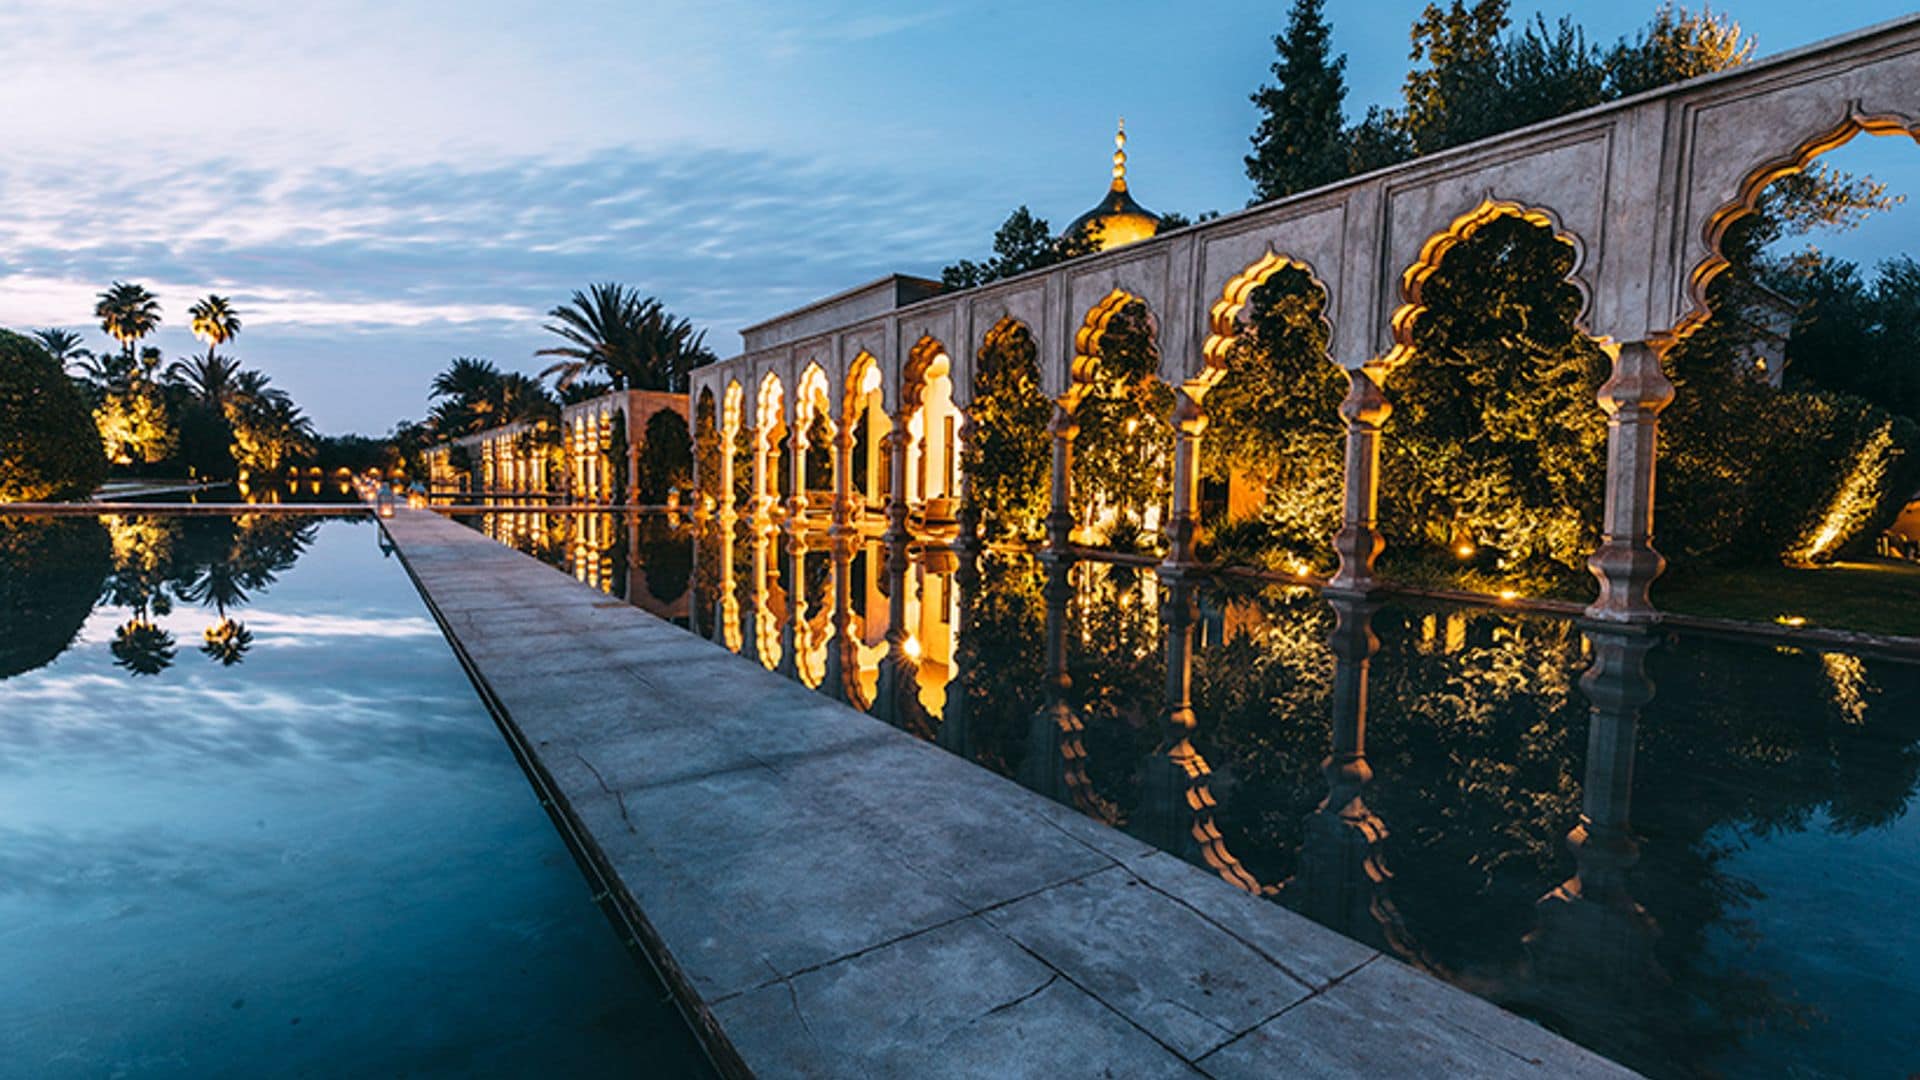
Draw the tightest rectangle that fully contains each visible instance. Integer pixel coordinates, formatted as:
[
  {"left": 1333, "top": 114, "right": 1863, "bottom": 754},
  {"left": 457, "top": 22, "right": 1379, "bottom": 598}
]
[
  {"left": 1246, "top": 0, "right": 1351, "bottom": 201},
  {"left": 941, "top": 207, "right": 1101, "bottom": 289},
  {"left": 0, "top": 330, "right": 108, "bottom": 501},
  {"left": 538, "top": 283, "right": 714, "bottom": 393},
  {"left": 962, "top": 323, "right": 1052, "bottom": 538},
  {"left": 636, "top": 407, "right": 693, "bottom": 503}
]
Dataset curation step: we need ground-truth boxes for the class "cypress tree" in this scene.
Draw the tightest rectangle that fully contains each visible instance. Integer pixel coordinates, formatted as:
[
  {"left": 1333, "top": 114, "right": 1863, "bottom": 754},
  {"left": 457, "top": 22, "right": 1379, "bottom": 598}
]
[{"left": 1246, "top": 0, "right": 1352, "bottom": 203}]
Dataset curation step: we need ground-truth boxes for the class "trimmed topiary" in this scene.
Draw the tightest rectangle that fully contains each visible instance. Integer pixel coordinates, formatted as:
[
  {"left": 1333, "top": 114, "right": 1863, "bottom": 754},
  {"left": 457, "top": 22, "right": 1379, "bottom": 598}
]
[{"left": 0, "top": 329, "right": 107, "bottom": 501}]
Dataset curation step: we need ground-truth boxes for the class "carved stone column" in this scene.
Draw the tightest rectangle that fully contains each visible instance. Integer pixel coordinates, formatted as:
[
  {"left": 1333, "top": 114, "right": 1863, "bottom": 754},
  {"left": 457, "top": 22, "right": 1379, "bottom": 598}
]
[
  {"left": 786, "top": 420, "right": 810, "bottom": 527},
  {"left": 751, "top": 427, "right": 773, "bottom": 521},
  {"left": 830, "top": 425, "right": 856, "bottom": 535},
  {"left": 1329, "top": 363, "right": 1391, "bottom": 595},
  {"left": 821, "top": 532, "right": 865, "bottom": 706},
  {"left": 1135, "top": 573, "right": 1262, "bottom": 892},
  {"left": 953, "top": 411, "right": 982, "bottom": 550},
  {"left": 1587, "top": 342, "right": 1676, "bottom": 624},
  {"left": 936, "top": 547, "right": 980, "bottom": 758},
  {"left": 775, "top": 530, "right": 803, "bottom": 680},
  {"left": 1162, "top": 387, "right": 1207, "bottom": 573},
  {"left": 1043, "top": 404, "right": 1079, "bottom": 558},
  {"left": 882, "top": 419, "right": 912, "bottom": 543}
]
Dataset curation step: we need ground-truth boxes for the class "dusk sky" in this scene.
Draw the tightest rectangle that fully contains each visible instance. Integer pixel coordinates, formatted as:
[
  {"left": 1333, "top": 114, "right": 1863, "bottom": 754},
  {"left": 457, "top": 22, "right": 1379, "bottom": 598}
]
[{"left": 4, "top": 0, "right": 1917, "bottom": 434}]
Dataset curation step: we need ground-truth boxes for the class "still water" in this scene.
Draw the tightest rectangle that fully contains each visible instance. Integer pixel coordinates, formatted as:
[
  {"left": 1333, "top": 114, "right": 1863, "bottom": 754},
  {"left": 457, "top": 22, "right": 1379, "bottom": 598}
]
[
  {"left": 470, "top": 509, "right": 1920, "bottom": 1080},
  {"left": 0, "top": 514, "right": 709, "bottom": 1078}
]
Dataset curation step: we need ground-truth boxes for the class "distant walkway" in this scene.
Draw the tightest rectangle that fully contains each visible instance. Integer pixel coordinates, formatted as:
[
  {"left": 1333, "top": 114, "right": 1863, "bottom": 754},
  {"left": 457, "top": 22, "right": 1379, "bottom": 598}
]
[{"left": 381, "top": 508, "right": 1636, "bottom": 1079}]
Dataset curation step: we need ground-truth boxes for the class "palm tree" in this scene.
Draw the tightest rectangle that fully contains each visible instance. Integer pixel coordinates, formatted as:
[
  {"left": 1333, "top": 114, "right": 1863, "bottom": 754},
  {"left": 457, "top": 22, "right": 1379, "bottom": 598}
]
[
  {"left": 539, "top": 284, "right": 716, "bottom": 393},
  {"left": 428, "top": 357, "right": 506, "bottom": 436},
  {"left": 33, "top": 328, "right": 92, "bottom": 372},
  {"left": 499, "top": 372, "right": 558, "bottom": 425},
  {"left": 633, "top": 308, "right": 714, "bottom": 393},
  {"left": 94, "top": 282, "right": 162, "bottom": 369},
  {"left": 538, "top": 283, "right": 651, "bottom": 391},
  {"left": 188, "top": 295, "right": 242, "bottom": 365},
  {"left": 166, "top": 352, "right": 243, "bottom": 408}
]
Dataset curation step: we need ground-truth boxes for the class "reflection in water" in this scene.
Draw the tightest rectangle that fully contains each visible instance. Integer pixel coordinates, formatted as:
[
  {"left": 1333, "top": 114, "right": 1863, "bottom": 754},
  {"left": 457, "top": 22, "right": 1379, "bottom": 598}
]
[
  {"left": 1284, "top": 596, "right": 1414, "bottom": 955},
  {"left": 472, "top": 510, "right": 1920, "bottom": 1080},
  {"left": 1, "top": 516, "right": 693, "bottom": 1077},
  {"left": 1518, "top": 626, "right": 1668, "bottom": 1066},
  {"left": 0, "top": 514, "right": 321, "bottom": 677}
]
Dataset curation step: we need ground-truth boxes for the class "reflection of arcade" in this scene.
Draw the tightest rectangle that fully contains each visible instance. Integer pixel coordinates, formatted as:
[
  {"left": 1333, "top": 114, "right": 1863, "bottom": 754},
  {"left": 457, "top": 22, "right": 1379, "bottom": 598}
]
[
  {"left": 1283, "top": 596, "right": 1417, "bottom": 955},
  {"left": 1513, "top": 626, "right": 1667, "bottom": 1067},
  {"left": 703, "top": 522, "right": 959, "bottom": 736},
  {"left": 477, "top": 510, "right": 693, "bottom": 622}
]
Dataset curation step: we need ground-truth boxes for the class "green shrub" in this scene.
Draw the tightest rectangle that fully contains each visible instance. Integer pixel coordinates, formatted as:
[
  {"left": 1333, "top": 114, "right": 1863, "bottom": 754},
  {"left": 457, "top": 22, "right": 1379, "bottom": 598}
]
[
  {"left": 0, "top": 329, "right": 108, "bottom": 501},
  {"left": 0, "top": 517, "right": 111, "bottom": 677}
]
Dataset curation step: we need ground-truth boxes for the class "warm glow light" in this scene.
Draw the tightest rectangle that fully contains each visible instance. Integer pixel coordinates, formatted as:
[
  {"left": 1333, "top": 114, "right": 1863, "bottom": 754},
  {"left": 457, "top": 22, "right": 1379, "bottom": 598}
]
[
  {"left": 1498, "top": 589, "right": 1520, "bottom": 601},
  {"left": 1776, "top": 615, "right": 1808, "bottom": 628},
  {"left": 1794, "top": 422, "right": 1895, "bottom": 563},
  {"left": 1455, "top": 542, "right": 1476, "bottom": 559},
  {"left": 904, "top": 635, "right": 923, "bottom": 660}
]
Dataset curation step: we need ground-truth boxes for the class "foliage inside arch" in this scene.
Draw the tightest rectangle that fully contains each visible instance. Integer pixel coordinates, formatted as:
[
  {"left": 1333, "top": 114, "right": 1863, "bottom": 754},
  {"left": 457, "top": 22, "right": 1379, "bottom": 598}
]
[
  {"left": 693, "top": 394, "right": 720, "bottom": 502},
  {"left": 962, "top": 323, "right": 1051, "bottom": 539},
  {"left": 1199, "top": 268, "right": 1346, "bottom": 573},
  {"left": 1073, "top": 300, "right": 1172, "bottom": 551},
  {"left": 1379, "top": 213, "right": 1610, "bottom": 597},
  {"left": 636, "top": 408, "right": 692, "bottom": 503}
]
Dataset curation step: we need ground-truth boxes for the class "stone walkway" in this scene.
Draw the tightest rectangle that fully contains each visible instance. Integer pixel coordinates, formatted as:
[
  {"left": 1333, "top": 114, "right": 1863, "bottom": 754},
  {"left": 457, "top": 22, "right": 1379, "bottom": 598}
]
[{"left": 381, "top": 509, "right": 1637, "bottom": 1079}]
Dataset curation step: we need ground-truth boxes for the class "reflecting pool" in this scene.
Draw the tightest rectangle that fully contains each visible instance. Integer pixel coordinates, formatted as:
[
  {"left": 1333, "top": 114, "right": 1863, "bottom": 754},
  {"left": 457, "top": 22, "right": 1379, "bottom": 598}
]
[
  {"left": 473, "top": 509, "right": 1920, "bottom": 1080},
  {"left": 0, "top": 513, "right": 709, "bottom": 1077}
]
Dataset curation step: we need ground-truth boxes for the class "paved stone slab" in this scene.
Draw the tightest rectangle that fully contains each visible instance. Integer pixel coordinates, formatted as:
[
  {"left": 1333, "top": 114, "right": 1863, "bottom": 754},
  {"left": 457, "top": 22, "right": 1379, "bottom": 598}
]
[
  {"left": 984, "top": 867, "right": 1314, "bottom": 1060},
  {"left": 712, "top": 917, "right": 1201, "bottom": 1079},
  {"left": 380, "top": 509, "right": 1640, "bottom": 1079},
  {"left": 1196, "top": 956, "right": 1631, "bottom": 1079}
]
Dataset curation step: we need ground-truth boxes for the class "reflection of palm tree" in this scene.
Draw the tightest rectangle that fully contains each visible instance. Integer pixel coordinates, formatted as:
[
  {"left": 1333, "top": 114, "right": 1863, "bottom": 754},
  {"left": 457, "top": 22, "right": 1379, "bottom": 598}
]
[
  {"left": 201, "top": 617, "right": 253, "bottom": 666},
  {"left": 112, "top": 618, "right": 176, "bottom": 676}
]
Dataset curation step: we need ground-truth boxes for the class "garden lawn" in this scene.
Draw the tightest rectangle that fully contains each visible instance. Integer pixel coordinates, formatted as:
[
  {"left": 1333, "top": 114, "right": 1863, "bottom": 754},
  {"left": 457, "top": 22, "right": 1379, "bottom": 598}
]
[{"left": 1655, "top": 557, "right": 1920, "bottom": 638}]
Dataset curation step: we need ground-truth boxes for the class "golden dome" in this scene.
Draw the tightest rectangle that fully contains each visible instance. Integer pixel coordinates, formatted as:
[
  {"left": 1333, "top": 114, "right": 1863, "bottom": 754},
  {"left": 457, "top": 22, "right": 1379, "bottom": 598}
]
[{"left": 1067, "top": 119, "right": 1161, "bottom": 252}]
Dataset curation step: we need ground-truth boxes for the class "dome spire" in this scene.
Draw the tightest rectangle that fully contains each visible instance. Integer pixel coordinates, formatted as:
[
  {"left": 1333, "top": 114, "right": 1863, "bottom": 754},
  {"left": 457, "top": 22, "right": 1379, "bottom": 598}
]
[{"left": 1111, "top": 117, "right": 1128, "bottom": 193}]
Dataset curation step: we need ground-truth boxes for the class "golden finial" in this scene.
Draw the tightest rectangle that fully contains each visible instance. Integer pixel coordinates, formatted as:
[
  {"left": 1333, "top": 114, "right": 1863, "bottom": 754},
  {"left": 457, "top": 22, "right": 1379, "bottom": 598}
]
[{"left": 1112, "top": 117, "right": 1128, "bottom": 192}]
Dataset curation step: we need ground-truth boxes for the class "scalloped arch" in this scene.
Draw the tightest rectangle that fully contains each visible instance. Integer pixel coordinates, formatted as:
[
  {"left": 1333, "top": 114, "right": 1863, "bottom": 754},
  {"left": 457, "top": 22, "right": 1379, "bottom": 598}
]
[
  {"left": 1677, "top": 106, "right": 1920, "bottom": 343},
  {"left": 1204, "top": 251, "right": 1334, "bottom": 376},
  {"left": 1388, "top": 198, "right": 1595, "bottom": 368}
]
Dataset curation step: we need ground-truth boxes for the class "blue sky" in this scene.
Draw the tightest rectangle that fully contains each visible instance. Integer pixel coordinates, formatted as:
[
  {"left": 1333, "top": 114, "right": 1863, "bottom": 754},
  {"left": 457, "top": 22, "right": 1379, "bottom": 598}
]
[{"left": 2, "top": 1, "right": 1915, "bottom": 434}]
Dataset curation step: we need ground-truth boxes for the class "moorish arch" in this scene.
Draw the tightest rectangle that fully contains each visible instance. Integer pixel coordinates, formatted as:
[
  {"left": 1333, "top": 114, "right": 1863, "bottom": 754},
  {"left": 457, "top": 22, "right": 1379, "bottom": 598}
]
[
  {"left": 963, "top": 317, "right": 1051, "bottom": 539},
  {"left": 694, "top": 387, "right": 719, "bottom": 507},
  {"left": 1058, "top": 289, "right": 1177, "bottom": 551},
  {"left": 893, "top": 335, "right": 960, "bottom": 533},
  {"left": 752, "top": 369, "right": 786, "bottom": 519},
  {"left": 838, "top": 349, "right": 887, "bottom": 529},
  {"left": 1326, "top": 199, "right": 1602, "bottom": 594},
  {"left": 680, "top": 16, "right": 1920, "bottom": 625},
  {"left": 789, "top": 361, "right": 835, "bottom": 524},
  {"left": 1198, "top": 251, "right": 1341, "bottom": 529}
]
